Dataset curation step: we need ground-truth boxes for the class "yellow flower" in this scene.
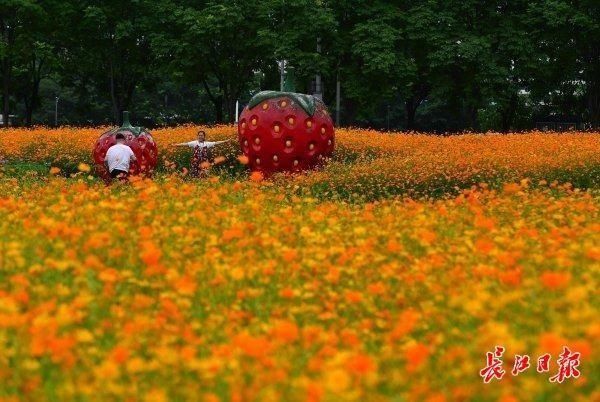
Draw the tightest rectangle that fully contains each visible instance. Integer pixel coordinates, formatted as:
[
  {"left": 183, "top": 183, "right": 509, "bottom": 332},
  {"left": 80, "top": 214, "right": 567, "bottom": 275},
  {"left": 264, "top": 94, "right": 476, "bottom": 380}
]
[
  {"left": 75, "top": 329, "right": 94, "bottom": 343},
  {"left": 324, "top": 369, "right": 350, "bottom": 393}
]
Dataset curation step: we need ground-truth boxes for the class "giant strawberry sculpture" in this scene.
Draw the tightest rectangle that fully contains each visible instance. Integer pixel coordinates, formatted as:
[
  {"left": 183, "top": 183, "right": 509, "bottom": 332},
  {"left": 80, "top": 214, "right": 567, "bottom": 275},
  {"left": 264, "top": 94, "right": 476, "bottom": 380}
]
[
  {"left": 238, "top": 91, "right": 335, "bottom": 174},
  {"left": 92, "top": 111, "right": 158, "bottom": 181}
]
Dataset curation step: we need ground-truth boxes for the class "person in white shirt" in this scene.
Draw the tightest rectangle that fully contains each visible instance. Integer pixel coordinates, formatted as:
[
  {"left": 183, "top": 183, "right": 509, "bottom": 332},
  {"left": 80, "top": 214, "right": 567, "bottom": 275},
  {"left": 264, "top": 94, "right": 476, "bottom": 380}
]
[
  {"left": 105, "top": 133, "right": 137, "bottom": 181},
  {"left": 173, "top": 130, "right": 231, "bottom": 177}
]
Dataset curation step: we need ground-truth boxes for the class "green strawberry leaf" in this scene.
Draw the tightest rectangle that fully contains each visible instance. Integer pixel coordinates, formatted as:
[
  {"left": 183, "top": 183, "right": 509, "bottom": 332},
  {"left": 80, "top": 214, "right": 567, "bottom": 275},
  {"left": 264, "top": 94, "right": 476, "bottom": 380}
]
[
  {"left": 248, "top": 91, "right": 318, "bottom": 116},
  {"left": 117, "top": 111, "right": 143, "bottom": 136}
]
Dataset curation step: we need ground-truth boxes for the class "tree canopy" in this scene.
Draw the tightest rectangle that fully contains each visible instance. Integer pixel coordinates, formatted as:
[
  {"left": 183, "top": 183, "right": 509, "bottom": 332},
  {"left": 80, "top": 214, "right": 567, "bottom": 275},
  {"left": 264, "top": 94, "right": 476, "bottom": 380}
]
[{"left": 0, "top": 0, "right": 598, "bottom": 131}]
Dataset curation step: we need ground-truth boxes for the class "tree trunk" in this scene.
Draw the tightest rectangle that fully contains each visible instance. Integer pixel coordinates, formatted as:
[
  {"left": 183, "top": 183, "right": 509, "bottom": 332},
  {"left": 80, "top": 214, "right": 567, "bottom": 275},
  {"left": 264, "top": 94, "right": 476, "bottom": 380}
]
[
  {"left": 587, "top": 73, "right": 600, "bottom": 128},
  {"left": 120, "top": 80, "right": 136, "bottom": 123},
  {"left": 500, "top": 112, "right": 510, "bottom": 133},
  {"left": 1, "top": 59, "right": 9, "bottom": 128},
  {"left": 110, "top": 64, "right": 119, "bottom": 124},
  {"left": 469, "top": 105, "right": 479, "bottom": 131},
  {"left": 335, "top": 72, "right": 341, "bottom": 126},
  {"left": 589, "top": 86, "right": 600, "bottom": 128},
  {"left": 404, "top": 84, "right": 429, "bottom": 130},
  {"left": 405, "top": 101, "right": 417, "bottom": 130},
  {"left": 1, "top": 18, "right": 12, "bottom": 128},
  {"left": 223, "top": 86, "right": 233, "bottom": 123},
  {"left": 25, "top": 99, "right": 33, "bottom": 126},
  {"left": 24, "top": 60, "right": 43, "bottom": 126},
  {"left": 466, "top": 85, "right": 481, "bottom": 131},
  {"left": 202, "top": 79, "right": 224, "bottom": 123},
  {"left": 500, "top": 93, "right": 518, "bottom": 133},
  {"left": 344, "top": 98, "right": 358, "bottom": 126},
  {"left": 224, "top": 95, "right": 237, "bottom": 124},
  {"left": 214, "top": 97, "right": 223, "bottom": 123}
]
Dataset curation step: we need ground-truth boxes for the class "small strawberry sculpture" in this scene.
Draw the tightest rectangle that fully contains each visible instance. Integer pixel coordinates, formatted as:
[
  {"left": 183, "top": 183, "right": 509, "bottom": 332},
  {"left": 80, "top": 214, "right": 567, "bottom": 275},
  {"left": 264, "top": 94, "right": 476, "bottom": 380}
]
[
  {"left": 92, "top": 111, "right": 158, "bottom": 181},
  {"left": 238, "top": 91, "right": 335, "bottom": 174}
]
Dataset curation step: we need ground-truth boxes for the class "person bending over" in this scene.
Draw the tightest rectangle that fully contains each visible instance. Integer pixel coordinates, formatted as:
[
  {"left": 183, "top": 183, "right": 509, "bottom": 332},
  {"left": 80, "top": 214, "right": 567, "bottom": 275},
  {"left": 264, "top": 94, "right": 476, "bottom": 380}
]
[
  {"left": 173, "top": 130, "right": 230, "bottom": 178},
  {"left": 105, "top": 133, "right": 137, "bottom": 181}
]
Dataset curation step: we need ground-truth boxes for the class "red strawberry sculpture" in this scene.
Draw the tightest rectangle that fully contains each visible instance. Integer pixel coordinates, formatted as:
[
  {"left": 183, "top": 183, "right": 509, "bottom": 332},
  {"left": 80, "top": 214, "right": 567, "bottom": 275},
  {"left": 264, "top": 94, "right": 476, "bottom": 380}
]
[
  {"left": 238, "top": 91, "right": 335, "bottom": 174},
  {"left": 92, "top": 111, "right": 158, "bottom": 181}
]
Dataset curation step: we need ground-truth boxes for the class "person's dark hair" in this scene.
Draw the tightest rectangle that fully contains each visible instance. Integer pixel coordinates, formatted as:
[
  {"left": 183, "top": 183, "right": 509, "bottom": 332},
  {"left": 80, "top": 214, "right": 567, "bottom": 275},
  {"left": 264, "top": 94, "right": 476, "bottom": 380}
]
[
  {"left": 198, "top": 130, "right": 206, "bottom": 136},
  {"left": 115, "top": 133, "right": 125, "bottom": 140}
]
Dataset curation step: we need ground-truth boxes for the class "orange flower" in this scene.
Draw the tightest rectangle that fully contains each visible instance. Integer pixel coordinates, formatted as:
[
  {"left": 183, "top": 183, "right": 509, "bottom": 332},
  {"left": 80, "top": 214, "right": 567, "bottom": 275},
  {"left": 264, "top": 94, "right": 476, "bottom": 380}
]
[
  {"left": 233, "top": 333, "right": 272, "bottom": 359},
  {"left": 173, "top": 275, "right": 197, "bottom": 295},
  {"left": 539, "top": 332, "right": 568, "bottom": 355},
  {"left": 279, "top": 287, "right": 295, "bottom": 299},
  {"left": 340, "top": 329, "right": 361, "bottom": 347},
  {"left": 1, "top": 126, "right": 599, "bottom": 400},
  {"left": 98, "top": 268, "right": 120, "bottom": 283},
  {"left": 474, "top": 238, "right": 495, "bottom": 254},
  {"left": 570, "top": 339, "right": 592, "bottom": 359},
  {"left": 282, "top": 249, "right": 298, "bottom": 262},
  {"left": 203, "top": 393, "right": 220, "bottom": 402},
  {"left": 222, "top": 225, "right": 244, "bottom": 241},
  {"left": 417, "top": 229, "right": 437, "bottom": 244},
  {"left": 405, "top": 343, "right": 429, "bottom": 371},
  {"left": 540, "top": 271, "right": 571, "bottom": 289},
  {"left": 250, "top": 171, "right": 264, "bottom": 182},
  {"left": 345, "top": 353, "right": 376, "bottom": 376},
  {"left": 271, "top": 320, "right": 299, "bottom": 343},
  {"left": 474, "top": 215, "right": 496, "bottom": 230},
  {"left": 140, "top": 242, "right": 162, "bottom": 266},
  {"left": 387, "top": 239, "right": 402, "bottom": 252},
  {"left": 305, "top": 381, "right": 323, "bottom": 402},
  {"left": 498, "top": 269, "right": 522, "bottom": 286},
  {"left": 585, "top": 247, "right": 599, "bottom": 261},
  {"left": 503, "top": 183, "right": 521, "bottom": 194},
  {"left": 390, "top": 310, "right": 419, "bottom": 341},
  {"left": 110, "top": 345, "right": 130, "bottom": 365},
  {"left": 344, "top": 290, "right": 363, "bottom": 304},
  {"left": 367, "top": 281, "right": 387, "bottom": 295}
]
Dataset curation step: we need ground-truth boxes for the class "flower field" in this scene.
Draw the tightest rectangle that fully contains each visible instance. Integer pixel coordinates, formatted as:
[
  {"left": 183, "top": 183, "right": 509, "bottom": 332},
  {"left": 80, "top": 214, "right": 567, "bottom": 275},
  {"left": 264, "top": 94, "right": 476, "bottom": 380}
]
[{"left": 0, "top": 127, "right": 599, "bottom": 402}]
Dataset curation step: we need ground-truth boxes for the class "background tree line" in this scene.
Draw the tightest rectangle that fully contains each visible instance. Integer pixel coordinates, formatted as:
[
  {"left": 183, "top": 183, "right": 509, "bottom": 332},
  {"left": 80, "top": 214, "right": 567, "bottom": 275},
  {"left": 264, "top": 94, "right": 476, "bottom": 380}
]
[{"left": 1, "top": 0, "right": 598, "bottom": 131}]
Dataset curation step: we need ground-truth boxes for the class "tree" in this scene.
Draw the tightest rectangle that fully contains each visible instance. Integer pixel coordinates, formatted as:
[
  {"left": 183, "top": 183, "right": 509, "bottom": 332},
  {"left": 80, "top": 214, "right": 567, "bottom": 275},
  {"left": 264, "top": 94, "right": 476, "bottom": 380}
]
[
  {"left": 12, "top": 0, "right": 59, "bottom": 126},
  {"left": 156, "top": 0, "right": 272, "bottom": 123},
  {"left": 328, "top": 1, "right": 440, "bottom": 129},
  {"left": 58, "top": 0, "right": 157, "bottom": 124},
  {"left": 259, "top": 0, "right": 337, "bottom": 96},
  {"left": 0, "top": 0, "right": 44, "bottom": 126},
  {"left": 535, "top": 0, "right": 600, "bottom": 126}
]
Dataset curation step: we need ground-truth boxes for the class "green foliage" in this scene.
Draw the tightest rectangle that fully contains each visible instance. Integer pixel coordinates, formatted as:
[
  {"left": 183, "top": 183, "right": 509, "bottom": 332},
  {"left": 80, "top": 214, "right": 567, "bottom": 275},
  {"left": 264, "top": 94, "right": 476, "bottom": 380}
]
[{"left": 0, "top": 0, "right": 598, "bottom": 131}]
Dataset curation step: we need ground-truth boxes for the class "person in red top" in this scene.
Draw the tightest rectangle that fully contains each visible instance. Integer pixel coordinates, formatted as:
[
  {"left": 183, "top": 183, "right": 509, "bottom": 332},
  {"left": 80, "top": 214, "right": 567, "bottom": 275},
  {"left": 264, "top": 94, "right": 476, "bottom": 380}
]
[{"left": 173, "top": 130, "right": 230, "bottom": 178}]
